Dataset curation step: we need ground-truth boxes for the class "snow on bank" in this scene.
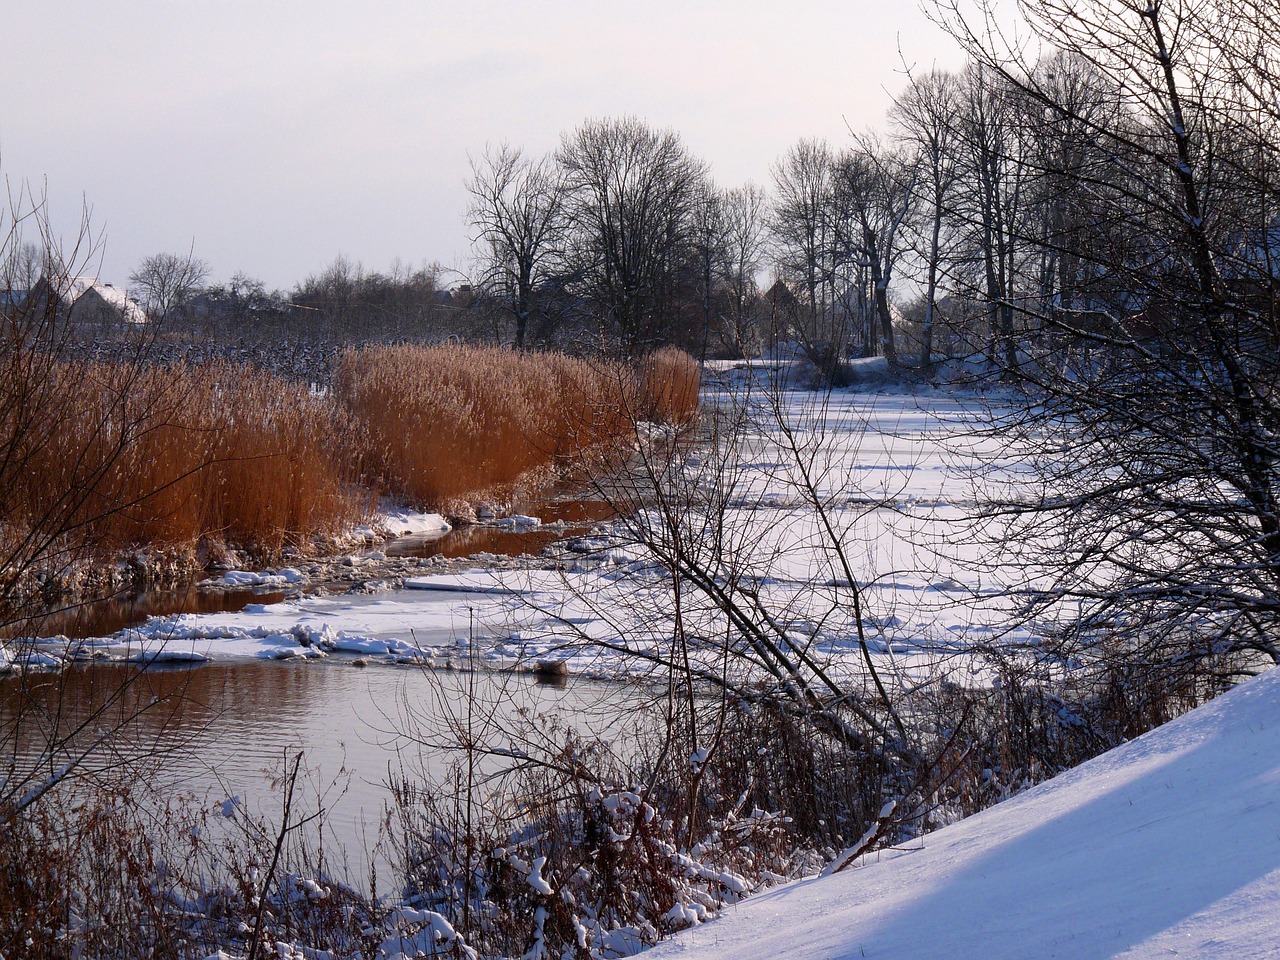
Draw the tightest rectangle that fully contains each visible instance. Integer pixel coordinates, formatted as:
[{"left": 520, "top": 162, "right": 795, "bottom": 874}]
[
  {"left": 354, "top": 506, "right": 452, "bottom": 540},
  {"left": 15, "top": 391, "right": 1041, "bottom": 682},
  {"left": 45, "top": 581, "right": 529, "bottom": 665},
  {"left": 650, "top": 666, "right": 1280, "bottom": 960}
]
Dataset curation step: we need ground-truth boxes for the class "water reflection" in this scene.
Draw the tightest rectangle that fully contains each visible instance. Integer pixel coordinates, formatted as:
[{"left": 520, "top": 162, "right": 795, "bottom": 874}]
[
  {"left": 1, "top": 659, "right": 647, "bottom": 872},
  {"left": 381, "top": 498, "right": 616, "bottom": 560},
  {"left": 14, "top": 586, "right": 289, "bottom": 641},
  {"left": 19, "top": 498, "right": 617, "bottom": 641},
  {"left": 381, "top": 524, "right": 559, "bottom": 559}
]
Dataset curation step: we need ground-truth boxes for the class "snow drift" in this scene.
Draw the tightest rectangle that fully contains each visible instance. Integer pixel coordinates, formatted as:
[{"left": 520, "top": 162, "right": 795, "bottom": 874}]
[{"left": 651, "top": 666, "right": 1280, "bottom": 960}]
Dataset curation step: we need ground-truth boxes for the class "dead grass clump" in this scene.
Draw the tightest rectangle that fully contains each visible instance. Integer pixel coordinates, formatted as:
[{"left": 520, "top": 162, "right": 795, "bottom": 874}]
[
  {"left": 2, "top": 359, "right": 366, "bottom": 562},
  {"left": 639, "top": 346, "right": 701, "bottom": 424},
  {"left": 335, "top": 344, "right": 635, "bottom": 507},
  {"left": 0, "top": 779, "right": 384, "bottom": 959}
]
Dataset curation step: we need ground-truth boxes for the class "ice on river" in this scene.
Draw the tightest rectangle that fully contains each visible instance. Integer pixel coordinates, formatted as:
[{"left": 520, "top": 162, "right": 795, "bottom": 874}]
[{"left": 15, "top": 390, "right": 1052, "bottom": 683}]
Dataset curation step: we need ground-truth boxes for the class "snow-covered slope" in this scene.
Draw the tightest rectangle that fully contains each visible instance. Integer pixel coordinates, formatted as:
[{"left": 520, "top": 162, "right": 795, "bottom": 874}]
[{"left": 652, "top": 668, "right": 1280, "bottom": 960}]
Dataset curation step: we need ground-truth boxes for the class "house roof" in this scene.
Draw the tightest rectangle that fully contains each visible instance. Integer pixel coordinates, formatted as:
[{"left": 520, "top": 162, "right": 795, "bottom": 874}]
[{"left": 49, "top": 275, "right": 149, "bottom": 323}]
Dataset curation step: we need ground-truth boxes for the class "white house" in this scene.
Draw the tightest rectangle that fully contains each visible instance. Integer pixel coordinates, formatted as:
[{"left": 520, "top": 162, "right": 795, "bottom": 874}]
[{"left": 36, "top": 275, "right": 150, "bottom": 325}]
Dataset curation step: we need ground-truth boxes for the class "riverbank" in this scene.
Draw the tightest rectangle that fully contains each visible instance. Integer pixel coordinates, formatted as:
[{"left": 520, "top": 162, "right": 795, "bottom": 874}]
[
  {"left": 648, "top": 663, "right": 1280, "bottom": 960},
  {"left": 0, "top": 343, "right": 699, "bottom": 645}
]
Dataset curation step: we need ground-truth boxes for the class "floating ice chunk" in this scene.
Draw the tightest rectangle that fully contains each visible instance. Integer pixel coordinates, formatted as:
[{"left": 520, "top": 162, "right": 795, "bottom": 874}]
[
  {"left": 0, "top": 648, "right": 65, "bottom": 671},
  {"left": 373, "top": 507, "right": 452, "bottom": 537},
  {"left": 125, "top": 648, "right": 210, "bottom": 665},
  {"left": 221, "top": 570, "right": 286, "bottom": 587},
  {"left": 495, "top": 514, "right": 542, "bottom": 529},
  {"left": 403, "top": 577, "right": 523, "bottom": 595}
]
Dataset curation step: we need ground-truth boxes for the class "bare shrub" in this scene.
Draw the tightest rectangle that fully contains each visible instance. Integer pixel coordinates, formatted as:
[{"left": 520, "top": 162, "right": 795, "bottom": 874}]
[
  {"left": 0, "top": 774, "right": 395, "bottom": 960},
  {"left": 390, "top": 717, "right": 816, "bottom": 960},
  {"left": 334, "top": 343, "right": 638, "bottom": 508},
  {"left": 638, "top": 346, "right": 701, "bottom": 425}
]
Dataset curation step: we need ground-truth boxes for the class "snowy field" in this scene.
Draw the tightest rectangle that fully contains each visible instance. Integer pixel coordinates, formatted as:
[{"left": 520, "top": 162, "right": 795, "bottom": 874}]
[
  {"left": 647, "top": 663, "right": 1280, "bottom": 960},
  {"left": 16, "top": 388, "right": 1051, "bottom": 688}
]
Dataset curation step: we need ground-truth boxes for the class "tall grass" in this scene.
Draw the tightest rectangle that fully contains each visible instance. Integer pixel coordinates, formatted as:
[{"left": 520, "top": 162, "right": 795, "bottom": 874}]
[
  {"left": 335, "top": 344, "right": 646, "bottom": 507},
  {"left": 3, "top": 359, "right": 366, "bottom": 563},
  {"left": 639, "top": 346, "right": 701, "bottom": 424},
  {"left": 2, "top": 343, "right": 702, "bottom": 589}
]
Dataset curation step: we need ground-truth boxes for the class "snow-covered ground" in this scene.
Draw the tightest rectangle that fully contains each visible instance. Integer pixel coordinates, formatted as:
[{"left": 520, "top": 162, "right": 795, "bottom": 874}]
[
  {"left": 15, "top": 389, "right": 1049, "bottom": 685},
  {"left": 648, "top": 662, "right": 1280, "bottom": 960}
]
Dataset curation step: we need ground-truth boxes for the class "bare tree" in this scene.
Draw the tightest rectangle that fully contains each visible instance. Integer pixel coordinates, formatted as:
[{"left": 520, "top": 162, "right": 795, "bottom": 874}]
[
  {"left": 557, "top": 117, "right": 709, "bottom": 354},
  {"left": 1, "top": 182, "right": 202, "bottom": 823},
  {"left": 687, "top": 182, "right": 729, "bottom": 361},
  {"left": 719, "top": 183, "right": 770, "bottom": 356},
  {"left": 891, "top": 68, "right": 961, "bottom": 369},
  {"left": 832, "top": 137, "right": 918, "bottom": 362},
  {"left": 128, "top": 250, "right": 209, "bottom": 323},
  {"left": 466, "top": 144, "right": 567, "bottom": 348},
  {"left": 1, "top": 241, "right": 42, "bottom": 295},
  {"left": 771, "top": 139, "right": 843, "bottom": 364},
  {"left": 953, "top": 65, "right": 1034, "bottom": 370},
  {"left": 927, "top": 0, "right": 1280, "bottom": 674}
]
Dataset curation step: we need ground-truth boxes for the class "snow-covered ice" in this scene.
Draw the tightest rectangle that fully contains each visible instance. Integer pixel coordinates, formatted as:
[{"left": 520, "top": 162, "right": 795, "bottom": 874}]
[
  {"left": 354, "top": 506, "right": 452, "bottom": 539},
  {"left": 16, "top": 390, "right": 1055, "bottom": 685}
]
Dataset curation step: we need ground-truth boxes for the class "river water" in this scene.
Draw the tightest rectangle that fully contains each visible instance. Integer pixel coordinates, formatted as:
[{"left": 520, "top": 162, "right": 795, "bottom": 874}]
[
  {"left": 1, "top": 493, "right": 632, "bottom": 884},
  {"left": 1, "top": 658, "right": 651, "bottom": 883}
]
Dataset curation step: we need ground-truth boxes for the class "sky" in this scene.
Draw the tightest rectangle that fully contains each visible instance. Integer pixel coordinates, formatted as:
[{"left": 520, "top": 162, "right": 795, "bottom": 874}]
[{"left": 1, "top": 1, "right": 965, "bottom": 292}]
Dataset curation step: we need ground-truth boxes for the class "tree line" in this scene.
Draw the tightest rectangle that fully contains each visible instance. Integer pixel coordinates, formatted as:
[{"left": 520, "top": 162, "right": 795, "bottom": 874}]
[
  {"left": 9, "top": 0, "right": 1272, "bottom": 387},
  {"left": 464, "top": 6, "right": 1272, "bottom": 380}
]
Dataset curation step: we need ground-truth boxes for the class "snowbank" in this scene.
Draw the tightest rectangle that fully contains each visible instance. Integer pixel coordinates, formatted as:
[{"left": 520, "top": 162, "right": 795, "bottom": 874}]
[
  {"left": 355, "top": 506, "right": 452, "bottom": 540},
  {"left": 651, "top": 667, "right": 1280, "bottom": 960}
]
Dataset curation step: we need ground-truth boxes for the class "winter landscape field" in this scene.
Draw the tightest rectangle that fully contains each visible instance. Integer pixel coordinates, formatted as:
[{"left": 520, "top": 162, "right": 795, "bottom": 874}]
[
  {"left": 5, "top": 0, "right": 1280, "bottom": 956},
  {"left": 6, "top": 374, "right": 1277, "bottom": 957}
]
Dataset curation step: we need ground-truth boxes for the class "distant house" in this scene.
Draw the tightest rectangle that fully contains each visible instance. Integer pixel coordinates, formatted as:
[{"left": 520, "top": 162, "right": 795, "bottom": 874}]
[
  {"left": 29, "top": 275, "right": 149, "bottom": 325},
  {"left": 765, "top": 279, "right": 799, "bottom": 318}
]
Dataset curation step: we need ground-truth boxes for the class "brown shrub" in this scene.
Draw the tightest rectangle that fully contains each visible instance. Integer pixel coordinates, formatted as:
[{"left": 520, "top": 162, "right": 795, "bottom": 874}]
[
  {"left": 638, "top": 346, "right": 701, "bottom": 424},
  {"left": 334, "top": 344, "right": 636, "bottom": 507}
]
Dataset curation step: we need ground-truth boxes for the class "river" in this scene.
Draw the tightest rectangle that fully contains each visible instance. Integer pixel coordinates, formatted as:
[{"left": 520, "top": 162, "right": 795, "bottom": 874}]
[
  {"left": 18, "top": 494, "right": 615, "bottom": 642},
  {"left": 1, "top": 657, "right": 650, "bottom": 885}
]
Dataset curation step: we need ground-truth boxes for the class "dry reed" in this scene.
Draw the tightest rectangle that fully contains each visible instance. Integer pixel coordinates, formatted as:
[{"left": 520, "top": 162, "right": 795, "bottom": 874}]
[
  {"left": 1, "top": 343, "right": 702, "bottom": 572},
  {"left": 334, "top": 344, "right": 641, "bottom": 507},
  {"left": 639, "top": 346, "right": 701, "bottom": 424},
  {"left": 2, "top": 359, "right": 366, "bottom": 560}
]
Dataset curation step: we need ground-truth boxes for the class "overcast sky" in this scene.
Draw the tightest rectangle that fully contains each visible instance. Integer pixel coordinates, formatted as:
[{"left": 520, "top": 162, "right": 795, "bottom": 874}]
[{"left": 1, "top": 1, "right": 963, "bottom": 291}]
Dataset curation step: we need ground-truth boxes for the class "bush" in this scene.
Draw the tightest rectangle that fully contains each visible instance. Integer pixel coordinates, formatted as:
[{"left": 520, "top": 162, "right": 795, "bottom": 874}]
[{"left": 391, "top": 722, "right": 813, "bottom": 960}]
